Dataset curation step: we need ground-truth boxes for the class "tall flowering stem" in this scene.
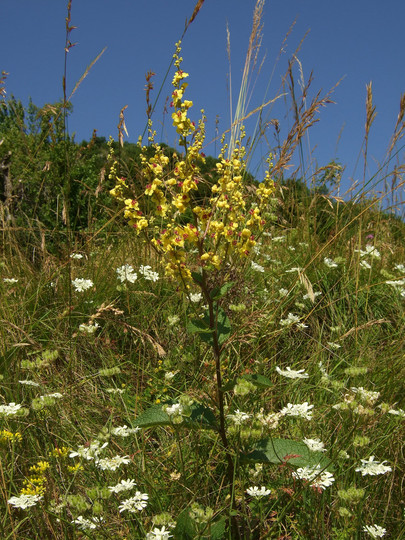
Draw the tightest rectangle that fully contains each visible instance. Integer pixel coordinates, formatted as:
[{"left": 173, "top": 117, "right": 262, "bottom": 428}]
[{"left": 110, "top": 41, "right": 275, "bottom": 527}]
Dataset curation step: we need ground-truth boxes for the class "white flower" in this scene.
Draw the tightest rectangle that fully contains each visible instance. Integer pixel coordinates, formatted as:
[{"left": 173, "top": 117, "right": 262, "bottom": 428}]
[
  {"left": 139, "top": 265, "right": 159, "bottom": 282},
  {"left": 351, "top": 387, "right": 380, "bottom": 404},
  {"left": 108, "top": 479, "right": 137, "bottom": 493},
  {"left": 19, "top": 380, "right": 40, "bottom": 387},
  {"left": 8, "top": 493, "right": 43, "bottom": 509},
  {"left": 3, "top": 278, "right": 18, "bottom": 283},
  {"left": 394, "top": 263, "right": 405, "bottom": 273},
  {"left": 69, "top": 441, "right": 108, "bottom": 461},
  {"left": 72, "top": 278, "right": 94, "bottom": 292},
  {"left": 327, "top": 341, "right": 341, "bottom": 349},
  {"left": 280, "top": 402, "right": 314, "bottom": 420},
  {"left": 276, "top": 366, "right": 309, "bottom": 379},
  {"left": 246, "top": 486, "right": 271, "bottom": 497},
  {"left": 251, "top": 261, "right": 265, "bottom": 273},
  {"left": 324, "top": 257, "right": 338, "bottom": 268},
  {"left": 227, "top": 409, "right": 251, "bottom": 425},
  {"left": 71, "top": 516, "right": 97, "bottom": 530},
  {"left": 119, "top": 492, "right": 149, "bottom": 512},
  {"left": 146, "top": 526, "right": 173, "bottom": 539},
  {"left": 164, "top": 371, "right": 177, "bottom": 382},
  {"left": 167, "top": 314, "right": 180, "bottom": 326},
  {"left": 111, "top": 425, "right": 140, "bottom": 437},
  {"left": 356, "top": 245, "right": 381, "bottom": 259},
  {"left": 165, "top": 403, "right": 183, "bottom": 417},
  {"left": 292, "top": 465, "right": 334, "bottom": 489},
  {"left": 116, "top": 264, "right": 137, "bottom": 283},
  {"left": 96, "top": 454, "right": 131, "bottom": 471},
  {"left": 360, "top": 260, "right": 372, "bottom": 269},
  {"left": 280, "top": 313, "right": 300, "bottom": 326},
  {"left": 40, "top": 392, "right": 63, "bottom": 400},
  {"left": 189, "top": 292, "right": 202, "bottom": 303},
  {"left": 0, "top": 402, "right": 22, "bottom": 416},
  {"left": 303, "top": 438, "right": 326, "bottom": 452},
  {"left": 105, "top": 387, "right": 124, "bottom": 394},
  {"left": 70, "top": 253, "right": 83, "bottom": 260},
  {"left": 355, "top": 456, "right": 392, "bottom": 476},
  {"left": 362, "top": 524, "right": 386, "bottom": 538},
  {"left": 279, "top": 288, "right": 289, "bottom": 297},
  {"left": 79, "top": 322, "right": 99, "bottom": 334},
  {"left": 285, "top": 266, "right": 302, "bottom": 273},
  {"left": 388, "top": 408, "right": 405, "bottom": 417}
]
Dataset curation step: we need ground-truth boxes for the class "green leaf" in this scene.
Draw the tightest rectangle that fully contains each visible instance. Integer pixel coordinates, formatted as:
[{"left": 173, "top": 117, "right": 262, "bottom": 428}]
[
  {"left": 134, "top": 403, "right": 218, "bottom": 431},
  {"left": 174, "top": 509, "right": 196, "bottom": 540},
  {"left": 210, "top": 281, "right": 235, "bottom": 300},
  {"left": 216, "top": 306, "right": 231, "bottom": 345},
  {"left": 134, "top": 405, "right": 170, "bottom": 428},
  {"left": 242, "top": 373, "right": 273, "bottom": 388},
  {"left": 191, "top": 271, "right": 203, "bottom": 286},
  {"left": 210, "top": 518, "right": 226, "bottom": 539},
  {"left": 240, "top": 438, "right": 331, "bottom": 469}
]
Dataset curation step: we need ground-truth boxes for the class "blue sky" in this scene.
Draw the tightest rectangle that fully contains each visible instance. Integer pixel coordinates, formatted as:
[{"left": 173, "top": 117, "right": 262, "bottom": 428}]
[{"left": 1, "top": 0, "right": 404, "bottom": 200}]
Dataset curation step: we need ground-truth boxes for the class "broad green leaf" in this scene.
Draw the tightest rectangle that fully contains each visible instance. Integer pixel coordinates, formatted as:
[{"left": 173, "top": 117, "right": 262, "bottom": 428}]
[
  {"left": 134, "top": 405, "right": 170, "bottom": 428},
  {"left": 191, "top": 271, "right": 203, "bottom": 286},
  {"left": 210, "top": 281, "right": 235, "bottom": 300},
  {"left": 174, "top": 509, "right": 196, "bottom": 540},
  {"left": 243, "top": 373, "right": 273, "bottom": 388},
  {"left": 134, "top": 403, "right": 218, "bottom": 430},
  {"left": 210, "top": 518, "right": 226, "bottom": 539},
  {"left": 186, "top": 315, "right": 214, "bottom": 346},
  {"left": 241, "top": 438, "right": 331, "bottom": 469},
  {"left": 216, "top": 306, "right": 231, "bottom": 345}
]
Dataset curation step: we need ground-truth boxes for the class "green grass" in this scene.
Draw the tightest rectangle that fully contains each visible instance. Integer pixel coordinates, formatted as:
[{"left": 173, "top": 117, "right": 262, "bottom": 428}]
[{"left": 1, "top": 198, "right": 404, "bottom": 538}]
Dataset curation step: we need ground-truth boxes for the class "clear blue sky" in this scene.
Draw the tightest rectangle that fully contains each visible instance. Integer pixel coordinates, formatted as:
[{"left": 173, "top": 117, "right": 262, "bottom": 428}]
[{"left": 1, "top": 0, "right": 404, "bottom": 199}]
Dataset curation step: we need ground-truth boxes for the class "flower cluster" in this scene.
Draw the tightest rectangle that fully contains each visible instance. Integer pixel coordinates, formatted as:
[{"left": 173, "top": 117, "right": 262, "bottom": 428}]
[{"left": 110, "top": 41, "right": 274, "bottom": 288}]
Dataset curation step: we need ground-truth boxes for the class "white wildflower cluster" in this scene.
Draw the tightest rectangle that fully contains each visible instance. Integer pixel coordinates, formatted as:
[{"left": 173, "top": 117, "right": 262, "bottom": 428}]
[
  {"left": 256, "top": 409, "right": 281, "bottom": 430},
  {"left": 167, "top": 314, "right": 180, "bottom": 326},
  {"left": 246, "top": 486, "right": 271, "bottom": 497},
  {"left": 279, "top": 288, "right": 289, "bottom": 297},
  {"left": 285, "top": 266, "right": 303, "bottom": 273},
  {"left": 8, "top": 493, "right": 43, "bottom": 509},
  {"left": 79, "top": 321, "right": 99, "bottom": 334},
  {"left": 97, "top": 454, "right": 131, "bottom": 471},
  {"left": 72, "top": 516, "right": 104, "bottom": 531},
  {"left": 146, "top": 526, "right": 173, "bottom": 539},
  {"left": 227, "top": 409, "right": 251, "bottom": 425},
  {"left": 279, "top": 313, "right": 307, "bottom": 329},
  {"left": 40, "top": 392, "right": 63, "bottom": 401},
  {"left": 19, "top": 379, "right": 40, "bottom": 387},
  {"left": 303, "top": 438, "right": 326, "bottom": 452},
  {"left": 111, "top": 425, "right": 140, "bottom": 437},
  {"left": 251, "top": 261, "right": 265, "bottom": 273},
  {"left": 276, "top": 366, "right": 309, "bottom": 379},
  {"left": 119, "top": 491, "right": 149, "bottom": 513},
  {"left": 3, "top": 277, "right": 18, "bottom": 284},
  {"left": 189, "top": 292, "right": 202, "bottom": 303},
  {"left": 327, "top": 341, "right": 341, "bottom": 350},
  {"left": 116, "top": 264, "right": 137, "bottom": 283},
  {"left": 355, "top": 456, "right": 392, "bottom": 476},
  {"left": 388, "top": 407, "right": 405, "bottom": 417},
  {"left": 351, "top": 387, "right": 380, "bottom": 404},
  {"left": 385, "top": 276, "right": 405, "bottom": 297},
  {"left": 362, "top": 524, "right": 386, "bottom": 538},
  {"left": 108, "top": 478, "right": 137, "bottom": 493},
  {"left": 355, "top": 245, "right": 381, "bottom": 259},
  {"left": 280, "top": 402, "right": 314, "bottom": 420},
  {"left": 324, "top": 257, "right": 338, "bottom": 268},
  {"left": 163, "top": 403, "right": 184, "bottom": 424},
  {"left": 292, "top": 465, "right": 335, "bottom": 490},
  {"left": 69, "top": 440, "right": 108, "bottom": 461},
  {"left": 0, "top": 402, "right": 23, "bottom": 416},
  {"left": 72, "top": 278, "right": 94, "bottom": 292},
  {"left": 303, "top": 291, "right": 322, "bottom": 300},
  {"left": 105, "top": 388, "right": 124, "bottom": 394},
  {"left": 70, "top": 253, "right": 84, "bottom": 260},
  {"left": 139, "top": 265, "right": 159, "bottom": 282}
]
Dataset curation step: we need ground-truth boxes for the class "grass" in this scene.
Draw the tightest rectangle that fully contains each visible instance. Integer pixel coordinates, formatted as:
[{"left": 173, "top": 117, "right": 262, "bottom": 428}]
[{"left": 1, "top": 1, "right": 405, "bottom": 538}]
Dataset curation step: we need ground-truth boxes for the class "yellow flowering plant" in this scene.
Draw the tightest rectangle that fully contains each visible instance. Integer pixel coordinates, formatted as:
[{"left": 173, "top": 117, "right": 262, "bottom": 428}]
[{"left": 109, "top": 42, "right": 284, "bottom": 532}]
